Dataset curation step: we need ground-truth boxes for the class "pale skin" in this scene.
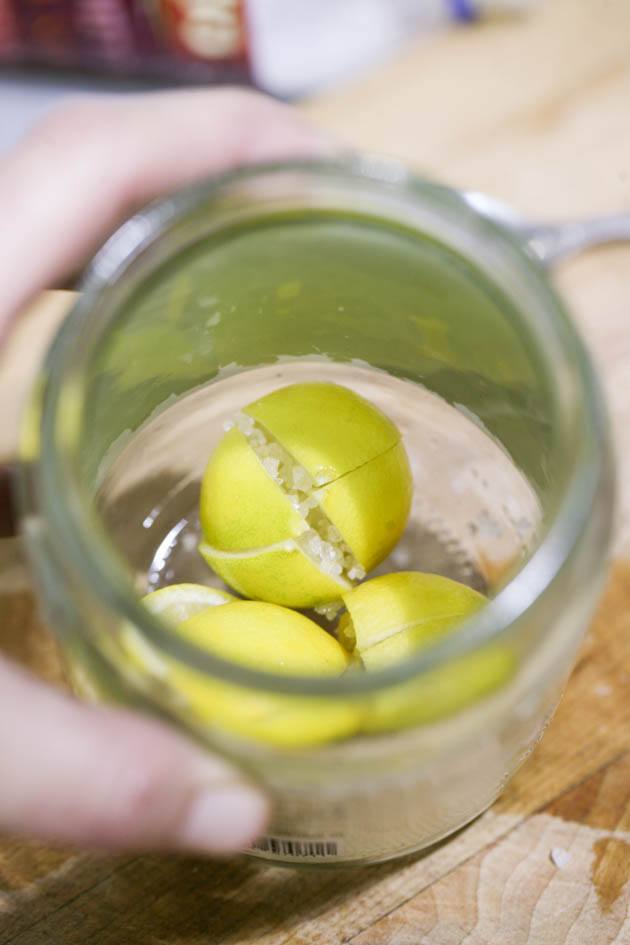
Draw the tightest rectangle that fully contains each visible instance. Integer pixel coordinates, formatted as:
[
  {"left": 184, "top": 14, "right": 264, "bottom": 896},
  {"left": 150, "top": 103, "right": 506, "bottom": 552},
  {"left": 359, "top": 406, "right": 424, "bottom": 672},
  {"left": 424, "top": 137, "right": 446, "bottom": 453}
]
[{"left": 0, "top": 88, "right": 332, "bottom": 854}]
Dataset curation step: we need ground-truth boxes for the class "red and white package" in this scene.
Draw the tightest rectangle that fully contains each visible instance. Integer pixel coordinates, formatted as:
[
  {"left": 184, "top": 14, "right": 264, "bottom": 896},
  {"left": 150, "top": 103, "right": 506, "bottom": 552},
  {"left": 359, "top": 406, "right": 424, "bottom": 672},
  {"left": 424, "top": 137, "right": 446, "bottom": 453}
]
[
  {"left": 0, "top": 1, "right": 251, "bottom": 82},
  {"left": 0, "top": 1, "right": 530, "bottom": 97}
]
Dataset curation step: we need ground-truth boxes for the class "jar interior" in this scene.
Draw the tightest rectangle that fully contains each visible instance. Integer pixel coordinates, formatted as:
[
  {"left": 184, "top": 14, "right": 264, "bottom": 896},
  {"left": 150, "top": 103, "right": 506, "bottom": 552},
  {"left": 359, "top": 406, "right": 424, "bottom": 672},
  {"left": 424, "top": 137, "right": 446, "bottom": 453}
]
[{"left": 83, "top": 210, "right": 560, "bottom": 499}]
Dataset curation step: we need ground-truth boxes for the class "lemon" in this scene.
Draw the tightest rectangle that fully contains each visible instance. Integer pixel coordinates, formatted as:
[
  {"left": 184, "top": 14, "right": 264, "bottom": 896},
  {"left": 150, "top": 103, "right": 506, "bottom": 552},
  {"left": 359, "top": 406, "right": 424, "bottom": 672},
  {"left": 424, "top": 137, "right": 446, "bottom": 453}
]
[
  {"left": 340, "top": 572, "right": 515, "bottom": 732},
  {"left": 126, "top": 594, "right": 362, "bottom": 747},
  {"left": 171, "top": 601, "right": 362, "bottom": 747},
  {"left": 340, "top": 572, "right": 487, "bottom": 669},
  {"left": 199, "top": 383, "right": 412, "bottom": 607},
  {"left": 142, "top": 582, "right": 236, "bottom": 623},
  {"left": 121, "top": 583, "right": 236, "bottom": 681},
  {"left": 365, "top": 646, "right": 516, "bottom": 732},
  {"left": 179, "top": 600, "right": 349, "bottom": 673}
]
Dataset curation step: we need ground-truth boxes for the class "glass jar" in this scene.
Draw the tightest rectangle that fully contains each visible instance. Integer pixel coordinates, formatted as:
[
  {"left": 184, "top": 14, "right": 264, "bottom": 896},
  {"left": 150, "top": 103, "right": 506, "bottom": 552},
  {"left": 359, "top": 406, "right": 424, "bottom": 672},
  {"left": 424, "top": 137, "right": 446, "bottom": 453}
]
[{"left": 18, "top": 158, "right": 614, "bottom": 866}]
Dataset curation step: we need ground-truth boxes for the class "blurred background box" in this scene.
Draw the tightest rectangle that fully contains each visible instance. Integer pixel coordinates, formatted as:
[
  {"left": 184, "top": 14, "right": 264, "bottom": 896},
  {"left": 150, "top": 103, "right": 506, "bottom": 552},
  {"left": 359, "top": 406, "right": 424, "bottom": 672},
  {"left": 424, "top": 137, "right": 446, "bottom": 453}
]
[
  {"left": 0, "top": 1, "right": 249, "bottom": 84},
  {"left": 0, "top": 1, "right": 530, "bottom": 152}
]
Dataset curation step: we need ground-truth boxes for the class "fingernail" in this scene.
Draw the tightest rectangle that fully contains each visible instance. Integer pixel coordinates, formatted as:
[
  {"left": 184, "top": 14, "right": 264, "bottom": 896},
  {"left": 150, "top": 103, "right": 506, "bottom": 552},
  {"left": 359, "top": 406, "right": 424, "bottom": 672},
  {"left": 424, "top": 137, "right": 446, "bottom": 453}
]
[{"left": 178, "top": 784, "right": 269, "bottom": 855}]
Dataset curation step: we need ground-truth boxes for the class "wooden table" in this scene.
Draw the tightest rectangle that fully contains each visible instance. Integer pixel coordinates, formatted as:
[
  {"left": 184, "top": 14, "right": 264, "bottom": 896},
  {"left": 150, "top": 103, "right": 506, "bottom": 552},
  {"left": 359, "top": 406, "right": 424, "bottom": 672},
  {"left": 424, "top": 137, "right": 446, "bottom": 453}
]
[{"left": 1, "top": 0, "right": 629, "bottom": 941}]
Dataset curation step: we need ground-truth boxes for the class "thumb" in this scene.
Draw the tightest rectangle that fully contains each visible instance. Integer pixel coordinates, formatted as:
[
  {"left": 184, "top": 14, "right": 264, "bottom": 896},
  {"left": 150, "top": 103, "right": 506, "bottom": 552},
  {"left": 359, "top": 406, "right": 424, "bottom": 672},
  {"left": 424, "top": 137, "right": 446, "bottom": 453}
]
[{"left": 0, "top": 656, "right": 268, "bottom": 854}]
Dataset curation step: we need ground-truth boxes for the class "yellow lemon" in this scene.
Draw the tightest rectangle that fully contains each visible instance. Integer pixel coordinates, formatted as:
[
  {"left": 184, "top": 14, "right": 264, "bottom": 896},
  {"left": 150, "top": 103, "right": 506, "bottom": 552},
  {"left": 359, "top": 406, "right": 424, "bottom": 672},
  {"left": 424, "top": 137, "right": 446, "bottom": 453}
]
[
  {"left": 179, "top": 600, "right": 349, "bottom": 673},
  {"left": 126, "top": 594, "right": 362, "bottom": 747},
  {"left": 365, "top": 646, "right": 516, "bottom": 732},
  {"left": 142, "top": 582, "right": 236, "bottom": 623},
  {"left": 340, "top": 572, "right": 487, "bottom": 669},
  {"left": 172, "top": 601, "right": 362, "bottom": 747},
  {"left": 340, "top": 572, "right": 515, "bottom": 732},
  {"left": 121, "top": 583, "right": 236, "bottom": 681},
  {"left": 199, "top": 383, "right": 412, "bottom": 607}
]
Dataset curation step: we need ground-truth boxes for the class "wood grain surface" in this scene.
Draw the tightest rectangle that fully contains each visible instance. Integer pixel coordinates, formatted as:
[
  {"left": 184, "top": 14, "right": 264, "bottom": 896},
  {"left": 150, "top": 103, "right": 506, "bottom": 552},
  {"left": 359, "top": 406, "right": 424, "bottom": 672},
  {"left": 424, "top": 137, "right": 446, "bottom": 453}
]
[{"left": 1, "top": 0, "right": 630, "bottom": 942}]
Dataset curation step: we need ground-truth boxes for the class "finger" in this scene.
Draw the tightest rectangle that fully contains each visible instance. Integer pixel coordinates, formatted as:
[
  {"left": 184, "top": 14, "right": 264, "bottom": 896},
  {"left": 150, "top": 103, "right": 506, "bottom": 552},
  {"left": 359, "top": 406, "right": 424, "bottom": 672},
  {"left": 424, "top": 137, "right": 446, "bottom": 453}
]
[
  {"left": 0, "top": 656, "right": 268, "bottom": 854},
  {"left": 0, "top": 87, "right": 332, "bottom": 337}
]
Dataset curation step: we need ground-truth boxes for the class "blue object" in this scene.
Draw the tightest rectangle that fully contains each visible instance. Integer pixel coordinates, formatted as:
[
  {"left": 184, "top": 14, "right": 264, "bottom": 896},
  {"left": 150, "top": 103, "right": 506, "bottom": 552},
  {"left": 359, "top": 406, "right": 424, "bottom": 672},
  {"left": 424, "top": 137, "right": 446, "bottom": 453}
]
[{"left": 448, "top": 0, "right": 479, "bottom": 22}]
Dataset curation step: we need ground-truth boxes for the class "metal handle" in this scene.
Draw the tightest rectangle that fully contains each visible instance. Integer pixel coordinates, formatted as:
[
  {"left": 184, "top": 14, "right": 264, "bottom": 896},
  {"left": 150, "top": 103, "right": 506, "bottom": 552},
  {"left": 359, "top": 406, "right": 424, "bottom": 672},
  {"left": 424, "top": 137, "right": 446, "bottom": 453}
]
[
  {"left": 520, "top": 215, "right": 630, "bottom": 265},
  {"left": 463, "top": 190, "right": 630, "bottom": 266}
]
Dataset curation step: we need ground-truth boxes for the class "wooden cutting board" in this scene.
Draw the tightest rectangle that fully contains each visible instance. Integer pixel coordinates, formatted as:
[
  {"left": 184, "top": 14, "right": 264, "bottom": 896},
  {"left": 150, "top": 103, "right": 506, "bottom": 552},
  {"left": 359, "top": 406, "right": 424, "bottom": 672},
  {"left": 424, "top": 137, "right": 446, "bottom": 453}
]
[{"left": 1, "top": 0, "right": 629, "bottom": 942}]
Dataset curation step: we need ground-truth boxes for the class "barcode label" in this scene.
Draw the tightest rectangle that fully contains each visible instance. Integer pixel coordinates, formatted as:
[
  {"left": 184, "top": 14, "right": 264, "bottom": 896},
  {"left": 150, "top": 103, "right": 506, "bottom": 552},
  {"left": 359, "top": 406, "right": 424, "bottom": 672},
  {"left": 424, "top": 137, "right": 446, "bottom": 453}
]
[{"left": 250, "top": 835, "right": 342, "bottom": 859}]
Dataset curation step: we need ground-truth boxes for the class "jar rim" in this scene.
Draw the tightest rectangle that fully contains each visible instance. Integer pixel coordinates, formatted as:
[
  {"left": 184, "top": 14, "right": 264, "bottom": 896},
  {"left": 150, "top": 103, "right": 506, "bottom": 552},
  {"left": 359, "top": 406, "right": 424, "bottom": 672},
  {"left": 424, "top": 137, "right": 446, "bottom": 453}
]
[{"left": 26, "top": 156, "right": 613, "bottom": 696}]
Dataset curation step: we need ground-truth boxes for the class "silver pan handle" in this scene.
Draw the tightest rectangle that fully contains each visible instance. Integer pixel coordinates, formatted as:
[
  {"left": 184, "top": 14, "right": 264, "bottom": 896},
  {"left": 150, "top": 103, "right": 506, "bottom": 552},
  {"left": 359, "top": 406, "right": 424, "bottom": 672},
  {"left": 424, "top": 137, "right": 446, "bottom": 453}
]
[
  {"left": 463, "top": 191, "right": 630, "bottom": 266},
  {"left": 521, "top": 215, "right": 630, "bottom": 265}
]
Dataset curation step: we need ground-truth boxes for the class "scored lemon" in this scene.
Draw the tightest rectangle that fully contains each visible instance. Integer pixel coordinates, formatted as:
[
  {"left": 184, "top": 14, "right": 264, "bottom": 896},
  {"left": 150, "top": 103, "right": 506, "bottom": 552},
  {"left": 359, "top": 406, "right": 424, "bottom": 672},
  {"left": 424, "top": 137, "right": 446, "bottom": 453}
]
[
  {"left": 340, "top": 572, "right": 516, "bottom": 733},
  {"left": 199, "top": 382, "right": 412, "bottom": 608},
  {"left": 126, "top": 594, "right": 362, "bottom": 747},
  {"left": 340, "top": 572, "right": 486, "bottom": 669}
]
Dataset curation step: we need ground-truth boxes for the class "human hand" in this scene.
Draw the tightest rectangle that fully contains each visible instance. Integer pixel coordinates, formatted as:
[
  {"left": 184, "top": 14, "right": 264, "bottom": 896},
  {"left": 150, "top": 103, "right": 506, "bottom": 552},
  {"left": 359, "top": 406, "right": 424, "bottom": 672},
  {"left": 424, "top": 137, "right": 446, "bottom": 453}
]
[{"left": 0, "top": 88, "right": 331, "bottom": 855}]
